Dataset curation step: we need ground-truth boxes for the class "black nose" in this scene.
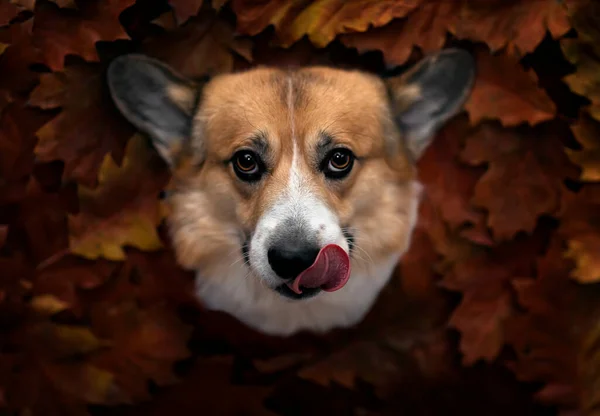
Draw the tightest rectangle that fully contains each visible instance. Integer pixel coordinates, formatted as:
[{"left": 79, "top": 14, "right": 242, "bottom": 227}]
[{"left": 268, "top": 243, "right": 320, "bottom": 280}]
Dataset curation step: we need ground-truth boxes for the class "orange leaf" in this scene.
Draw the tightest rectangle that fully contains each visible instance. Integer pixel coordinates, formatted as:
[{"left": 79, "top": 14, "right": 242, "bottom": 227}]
[
  {"left": 559, "top": 185, "right": 600, "bottom": 284},
  {"left": 341, "top": 2, "right": 459, "bottom": 66},
  {"left": 29, "top": 61, "right": 134, "bottom": 188},
  {"left": 31, "top": 0, "right": 135, "bottom": 70},
  {"left": 68, "top": 134, "right": 169, "bottom": 261},
  {"left": 567, "top": 113, "right": 600, "bottom": 182},
  {"left": 465, "top": 49, "right": 556, "bottom": 127},
  {"left": 232, "top": 0, "right": 420, "bottom": 48},
  {"left": 460, "top": 122, "right": 577, "bottom": 241},
  {"left": 451, "top": 0, "right": 571, "bottom": 56}
]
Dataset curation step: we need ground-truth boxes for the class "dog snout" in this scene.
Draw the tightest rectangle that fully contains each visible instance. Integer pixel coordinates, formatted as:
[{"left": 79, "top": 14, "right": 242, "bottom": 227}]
[{"left": 267, "top": 239, "right": 320, "bottom": 280}]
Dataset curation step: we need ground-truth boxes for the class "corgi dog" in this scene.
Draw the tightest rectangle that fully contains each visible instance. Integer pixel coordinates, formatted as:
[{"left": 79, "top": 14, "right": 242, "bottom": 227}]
[{"left": 107, "top": 48, "right": 475, "bottom": 336}]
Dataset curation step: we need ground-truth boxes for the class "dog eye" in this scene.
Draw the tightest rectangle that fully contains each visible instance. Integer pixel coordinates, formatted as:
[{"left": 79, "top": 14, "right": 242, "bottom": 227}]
[
  {"left": 233, "top": 150, "right": 263, "bottom": 181},
  {"left": 323, "top": 148, "right": 355, "bottom": 179}
]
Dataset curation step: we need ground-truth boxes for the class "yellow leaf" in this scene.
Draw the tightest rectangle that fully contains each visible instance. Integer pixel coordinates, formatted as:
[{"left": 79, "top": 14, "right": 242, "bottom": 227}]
[
  {"left": 68, "top": 135, "right": 169, "bottom": 261},
  {"left": 30, "top": 294, "right": 69, "bottom": 316},
  {"left": 567, "top": 114, "right": 600, "bottom": 182},
  {"left": 564, "top": 239, "right": 600, "bottom": 284}
]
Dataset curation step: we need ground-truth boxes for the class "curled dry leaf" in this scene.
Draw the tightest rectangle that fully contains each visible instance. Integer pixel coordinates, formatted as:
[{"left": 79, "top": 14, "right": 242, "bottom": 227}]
[
  {"left": 559, "top": 185, "right": 600, "bottom": 284},
  {"left": 465, "top": 49, "right": 556, "bottom": 127},
  {"left": 232, "top": 0, "right": 419, "bottom": 48},
  {"left": 143, "top": 10, "right": 252, "bottom": 79},
  {"left": 68, "top": 134, "right": 169, "bottom": 262},
  {"left": 31, "top": 0, "right": 135, "bottom": 70},
  {"left": 460, "top": 122, "right": 577, "bottom": 241},
  {"left": 29, "top": 61, "right": 134, "bottom": 188}
]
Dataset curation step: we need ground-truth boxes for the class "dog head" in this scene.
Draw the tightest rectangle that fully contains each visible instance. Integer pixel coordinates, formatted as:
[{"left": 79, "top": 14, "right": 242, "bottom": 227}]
[{"left": 107, "top": 49, "right": 475, "bottom": 302}]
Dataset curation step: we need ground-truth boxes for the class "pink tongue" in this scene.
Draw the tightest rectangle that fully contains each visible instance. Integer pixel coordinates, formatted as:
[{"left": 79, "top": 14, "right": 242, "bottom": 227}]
[{"left": 287, "top": 244, "right": 351, "bottom": 295}]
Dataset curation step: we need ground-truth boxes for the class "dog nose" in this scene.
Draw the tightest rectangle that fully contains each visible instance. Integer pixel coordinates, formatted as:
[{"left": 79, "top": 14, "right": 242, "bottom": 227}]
[{"left": 267, "top": 243, "right": 320, "bottom": 280}]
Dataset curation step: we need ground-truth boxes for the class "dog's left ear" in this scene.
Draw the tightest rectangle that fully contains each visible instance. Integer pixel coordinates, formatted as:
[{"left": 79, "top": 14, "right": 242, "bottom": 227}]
[
  {"left": 386, "top": 48, "right": 476, "bottom": 160},
  {"left": 107, "top": 54, "right": 200, "bottom": 166}
]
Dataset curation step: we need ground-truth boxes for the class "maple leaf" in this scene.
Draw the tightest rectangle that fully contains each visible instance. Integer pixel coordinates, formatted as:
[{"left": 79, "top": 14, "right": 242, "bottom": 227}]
[
  {"left": 440, "top": 231, "right": 547, "bottom": 365},
  {"left": 561, "top": 0, "right": 600, "bottom": 121},
  {"left": 232, "top": 0, "right": 420, "bottom": 48},
  {"left": 68, "top": 134, "right": 169, "bottom": 262},
  {"left": 503, "top": 237, "right": 581, "bottom": 411},
  {"left": 29, "top": 60, "right": 134, "bottom": 188},
  {"left": 567, "top": 113, "right": 600, "bottom": 182},
  {"left": 143, "top": 10, "right": 252, "bottom": 79},
  {"left": 341, "top": 2, "right": 459, "bottom": 67},
  {"left": 559, "top": 185, "right": 600, "bottom": 284},
  {"left": 460, "top": 122, "right": 577, "bottom": 241},
  {"left": 451, "top": 0, "right": 572, "bottom": 57},
  {"left": 31, "top": 0, "right": 135, "bottom": 70},
  {"left": 465, "top": 49, "right": 557, "bottom": 127},
  {"left": 416, "top": 115, "right": 489, "bottom": 242}
]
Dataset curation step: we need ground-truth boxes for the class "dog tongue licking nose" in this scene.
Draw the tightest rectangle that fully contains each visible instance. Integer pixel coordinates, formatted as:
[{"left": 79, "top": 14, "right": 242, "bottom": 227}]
[{"left": 287, "top": 244, "right": 351, "bottom": 295}]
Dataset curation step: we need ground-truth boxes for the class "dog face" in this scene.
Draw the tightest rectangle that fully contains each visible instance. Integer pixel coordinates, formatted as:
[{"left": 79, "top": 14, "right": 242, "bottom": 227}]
[{"left": 107, "top": 50, "right": 475, "bottom": 304}]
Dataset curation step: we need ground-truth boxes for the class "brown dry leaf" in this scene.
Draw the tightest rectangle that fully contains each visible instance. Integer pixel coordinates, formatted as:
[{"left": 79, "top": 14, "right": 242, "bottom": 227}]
[
  {"left": 29, "top": 61, "right": 134, "bottom": 188},
  {"left": 567, "top": 113, "right": 600, "bottom": 182},
  {"left": 90, "top": 301, "right": 192, "bottom": 401},
  {"left": 504, "top": 237, "right": 581, "bottom": 411},
  {"left": 232, "top": 0, "right": 420, "bottom": 48},
  {"left": 451, "top": 0, "right": 572, "bottom": 57},
  {"left": 417, "top": 115, "right": 488, "bottom": 237},
  {"left": 559, "top": 185, "right": 600, "bottom": 284},
  {"left": 440, "top": 231, "right": 546, "bottom": 365},
  {"left": 31, "top": 0, "right": 135, "bottom": 70},
  {"left": 68, "top": 134, "right": 169, "bottom": 262},
  {"left": 465, "top": 49, "right": 556, "bottom": 127},
  {"left": 341, "top": 2, "right": 459, "bottom": 66},
  {"left": 168, "top": 0, "right": 204, "bottom": 24},
  {"left": 460, "top": 122, "right": 577, "bottom": 241},
  {"left": 143, "top": 10, "right": 252, "bottom": 79},
  {"left": 561, "top": 0, "right": 600, "bottom": 121}
]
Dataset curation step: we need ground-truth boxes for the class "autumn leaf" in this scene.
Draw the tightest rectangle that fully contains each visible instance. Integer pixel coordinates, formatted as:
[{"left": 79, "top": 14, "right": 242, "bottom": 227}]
[
  {"left": 559, "top": 185, "right": 600, "bottom": 284},
  {"left": 168, "top": 0, "right": 204, "bottom": 24},
  {"left": 440, "top": 231, "right": 547, "bottom": 365},
  {"left": 143, "top": 10, "right": 252, "bottom": 79},
  {"left": 0, "top": 0, "right": 20, "bottom": 26},
  {"left": 561, "top": 0, "right": 600, "bottom": 121},
  {"left": 465, "top": 49, "right": 557, "bottom": 127},
  {"left": 31, "top": 0, "right": 135, "bottom": 70},
  {"left": 68, "top": 134, "right": 169, "bottom": 262},
  {"left": 29, "top": 60, "right": 134, "bottom": 187},
  {"left": 567, "top": 113, "right": 600, "bottom": 182},
  {"left": 341, "top": 2, "right": 459, "bottom": 67},
  {"left": 232, "top": 0, "right": 419, "bottom": 48},
  {"left": 451, "top": 0, "right": 572, "bottom": 57},
  {"left": 460, "top": 122, "right": 577, "bottom": 241},
  {"left": 504, "top": 237, "right": 581, "bottom": 411}
]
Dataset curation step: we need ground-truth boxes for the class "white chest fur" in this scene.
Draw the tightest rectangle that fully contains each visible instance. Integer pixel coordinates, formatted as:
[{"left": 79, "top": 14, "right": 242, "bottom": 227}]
[{"left": 194, "top": 252, "right": 402, "bottom": 336}]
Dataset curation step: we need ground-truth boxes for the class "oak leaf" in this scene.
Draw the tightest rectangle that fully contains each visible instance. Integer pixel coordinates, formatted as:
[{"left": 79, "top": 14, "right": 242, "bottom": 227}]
[
  {"left": 460, "top": 122, "right": 577, "bottom": 241},
  {"left": 31, "top": 0, "right": 135, "bottom": 70},
  {"left": 143, "top": 10, "right": 252, "bottom": 79},
  {"left": 567, "top": 113, "right": 600, "bottom": 182},
  {"left": 559, "top": 185, "right": 600, "bottom": 284},
  {"left": 465, "top": 49, "right": 556, "bottom": 127},
  {"left": 68, "top": 134, "right": 169, "bottom": 261},
  {"left": 232, "top": 0, "right": 419, "bottom": 48},
  {"left": 29, "top": 60, "right": 134, "bottom": 188}
]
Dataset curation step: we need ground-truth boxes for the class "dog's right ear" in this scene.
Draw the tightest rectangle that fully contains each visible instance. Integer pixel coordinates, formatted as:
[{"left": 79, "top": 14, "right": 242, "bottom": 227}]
[{"left": 107, "top": 54, "right": 200, "bottom": 166}]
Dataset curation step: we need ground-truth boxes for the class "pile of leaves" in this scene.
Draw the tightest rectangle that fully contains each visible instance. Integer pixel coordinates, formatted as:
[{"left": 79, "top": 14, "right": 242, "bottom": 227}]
[{"left": 1, "top": 0, "right": 600, "bottom": 414}]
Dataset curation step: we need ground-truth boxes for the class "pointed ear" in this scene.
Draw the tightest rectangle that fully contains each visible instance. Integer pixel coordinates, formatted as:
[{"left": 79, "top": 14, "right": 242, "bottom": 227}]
[
  {"left": 107, "top": 54, "right": 200, "bottom": 166},
  {"left": 386, "top": 48, "right": 476, "bottom": 159}
]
